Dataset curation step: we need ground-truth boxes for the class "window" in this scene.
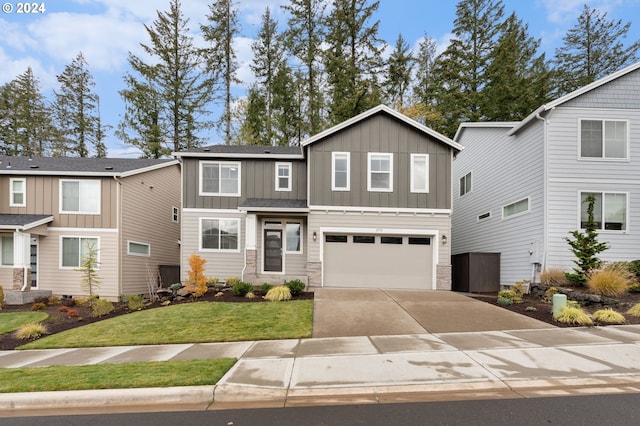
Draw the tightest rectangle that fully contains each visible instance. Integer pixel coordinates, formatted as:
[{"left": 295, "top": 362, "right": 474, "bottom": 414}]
[
  {"left": 172, "top": 207, "right": 179, "bottom": 223},
  {"left": 200, "top": 218, "right": 239, "bottom": 251},
  {"left": 503, "top": 197, "right": 529, "bottom": 218},
  {"left": 353, "top": 235, "right": 375, "bottom": 244},
  {"left": 128, "top": 241, "right": 150, "bottom": 256},
  {"left": 368, "top": 153, "right": 393, "bottom": 192},
  {"left": 580, "top": 192, "right": 627, "bottom": 231},
  {"left": 60, "top": 180, "right": 100, "bottom": 214},
  {"left": 285, "top": 222, "right": 301, "bottom": 252},
  {"left": 332, "top": 152, "right": 350, "bottom": 191},
  {"left": 61, "top": 237, "right": 99, "bottom": 268},
  {"left": 410, "top": 154, "right": 429, "bottom": 193},
  {"left": 325, "top": 235, "right": 347, "bottom": 243},
  {"left": 381, "top": 236, "right": 403, "bottom": 244},
  {"left": 200, "top": 161, "right": 241, "bottom": 196},
  {"left": 1, "top": 235, "right": 13, "bottom": 266},
  {"left": 408, "top": 237, "right": 431, "bottom": 245},
  {"left": 275, "top": 162, "right": 292, "bottom": 191},
  {"left": 580, "top": 119, "right": 628, "bottom": 159},
  {"left": 10, "top": 178, "right": 25, "bottom": 207},
  {"left": 460, "top": 172, "right": 472, "bottom": 196}
]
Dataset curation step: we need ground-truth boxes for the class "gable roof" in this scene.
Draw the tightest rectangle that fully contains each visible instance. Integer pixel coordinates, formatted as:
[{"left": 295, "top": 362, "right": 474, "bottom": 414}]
[
  {"left": 453, "top": 122, "right": 519, "bottom": 142},
  {"left": 174, "top": 145, "right": 303, "bottom": 159},
  {"left": 508, "top": 61, "right": 640, "bottom": 136},
  {"left": 0, "top": 156, "right": 178, "bottom": 177},
  {"left": 301, "top": 104, "right": 463, "bottom": 152}
]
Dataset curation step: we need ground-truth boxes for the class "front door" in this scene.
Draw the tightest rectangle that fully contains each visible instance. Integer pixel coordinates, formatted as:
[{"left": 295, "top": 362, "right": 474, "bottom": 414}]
[{"left": 264, "top": 230, "right": 283, "bottom": 272}]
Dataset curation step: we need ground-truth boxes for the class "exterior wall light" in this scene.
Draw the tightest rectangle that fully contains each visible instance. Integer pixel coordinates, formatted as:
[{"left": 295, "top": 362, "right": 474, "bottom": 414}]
[
  {"left": 441, "top": 234, "right": 448, "bottom": 245},
  {"left": 313, "top": 231, "right": 317, "bottom": 241}
]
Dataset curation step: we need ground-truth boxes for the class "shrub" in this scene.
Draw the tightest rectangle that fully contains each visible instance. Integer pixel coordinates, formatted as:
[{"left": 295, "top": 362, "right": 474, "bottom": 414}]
[
  {"left": 206, "top": 277, "right": 220, "bottom": 287},
  {"left": 567, "top": 300, "right": 581, "bottom": 309},
  {"left": 126, "top": 294, "right": 144, "bottom": 311},
  {"left": 628, "top": 260, "right": 640, "bottom": 278},
  {"left": 231, "top": 281, "right": 253, "bottom": 297},
  {"left": 498, "top": 290, "right": 516, "bottom": 300},
  {"left": 592, "top": 308, "right": 625, "bottom": 324},
  {"left": 245, "top": 291, "right": 256, "bottom": 299},
  {"left": 554, "top": 306, "right": 593, "bottom": 325},
  {"left": 48, "top": 296, "right": 61, "bottom": 305},
  {"left": 61, "top": 297, "right": 76, "bottom": 307},
  {"left": 525, "top": 306, "right": 537, "bottom": 312},
  {"left": 169, "top": 283, "right": 183, "bottom": 293},
  {"left": 260, "top": 283, "right": 273, "bottom": 295},
  {"left": 543, "top": 287, "right": 558, "bottom": 303},
  {"left": 78, "top": 241, "right": 101, "bottom": 298},
  {"left": 66, "top": 309, "right": 79, "bottom": 318},
  {"left": 540, "top": 269, "right": 570, "bottom": 287},
  {"left": 285, "top": 279, "right": 305, "bottom": 296},
  {"left": 627, "top": 303, "right": 640, "bottom": 318},
  {"left": 226, "top": 277, "right": 241, "bottom": 287},
  {"left": 497, "top": 296, "right": 513, "bottom": 306},
  {"left": 587, "top": 265, "right": 632, "bottom": 297},
  {"left": 264, "top": 286, "right": 292, "bottom": 302},
  {"left": 34, "top": 296, "right": 49, "bottom": 305},
  {"left": 185, "top": 254, "right": 208, "bottom": 297},
  {"left": 0, "top": 285, "right": 4, "bottom": 309},
  {"left": 629, "top": 282, "right": 640, "bottom": 293},
  {"left": 511, "top": 280, "right": 528, "bottom": 303},
  {"left": 31, "top": 302, "right": 46, "bottom": 311},
  {"left": 14, "top": 323, "right": 48, "bottom": 340},
  {"left": 58, "top": 306, "right": 70, "bottom": 313},
  {"left": 214, "top": 291, "right": 224, "bottom": 298},
  {"left": 92, "top": 299, "right": 114, "bottom": 317}
]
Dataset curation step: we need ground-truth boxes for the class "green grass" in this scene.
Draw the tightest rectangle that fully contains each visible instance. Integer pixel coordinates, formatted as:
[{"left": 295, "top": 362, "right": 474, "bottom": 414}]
[
  {"left": 0, "top": 312, "right": 48, "bottom": 334},
  {"left": 0, "top": 358, "right": 236, "bottom": 393},
  {"left": 19, "top": 300, "right": 313, "bottom": 349}
]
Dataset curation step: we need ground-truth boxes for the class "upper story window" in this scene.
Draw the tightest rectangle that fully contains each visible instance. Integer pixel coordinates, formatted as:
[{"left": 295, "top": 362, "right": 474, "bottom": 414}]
[
  {"left": 503, "top": 197, "right": 529, "bottom": 219},
  {"left": 580, "top": 119, "right": 628, "bottom": 159},
  {"left": 275, "top": 162, "right": 292, "bottom": 191},
  {"left": 200, "top": 161, "right": 241, "bottom": 196},
  {"left": 368, "top": 153, "right": 393, "bottom": 192},
  {"left": 459, "top": 172, "right": 472, "bottom": 196},
  {"left": 580, "top": 191, "right": 627, "bottom": 231},
  {"left": 60, "top": 180, "right": 100, "bottom": 214},
  {"left": 332, "top": 152, "right": 350, "bottom": 191},
  {"left": 10, "top": 178, "right": 26, "bottom": 207},
  {"left": 410, "top": 154, "right": 429, "bottom": 193}
]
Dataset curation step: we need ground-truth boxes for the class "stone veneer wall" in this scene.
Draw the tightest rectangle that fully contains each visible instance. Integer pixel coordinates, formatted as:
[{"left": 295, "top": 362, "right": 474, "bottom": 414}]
[
  {"left": 306, "top": 261, "right": 321, "bottom": 288},
  {"left": 12, "top": 268, "right": 31, "bottom": 291},
  {"left": 436, "top": 265, "right": 452, "bottom": 290}
]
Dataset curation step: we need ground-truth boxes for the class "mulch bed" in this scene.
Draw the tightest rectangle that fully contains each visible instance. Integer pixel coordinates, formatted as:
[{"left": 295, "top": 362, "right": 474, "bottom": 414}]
[{"left": 0, "top": 289, "right": 314, "bottom": 351}]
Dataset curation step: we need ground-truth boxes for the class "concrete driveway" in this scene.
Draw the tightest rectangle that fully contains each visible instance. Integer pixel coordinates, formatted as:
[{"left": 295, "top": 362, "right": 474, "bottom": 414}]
[{"left": 312, "top": 288, "right": 554, "bottom": 338}]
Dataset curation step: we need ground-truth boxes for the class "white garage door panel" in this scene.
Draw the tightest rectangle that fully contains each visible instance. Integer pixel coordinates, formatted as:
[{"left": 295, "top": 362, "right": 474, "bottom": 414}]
[{"left": 323, "top": 234, "right": 433, "bottom": 289}]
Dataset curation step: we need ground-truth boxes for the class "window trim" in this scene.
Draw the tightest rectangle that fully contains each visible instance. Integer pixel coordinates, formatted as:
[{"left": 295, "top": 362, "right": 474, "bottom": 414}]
[
  {"left": 578, "top": 118, "right": 630, "bottom": 161},
  {"left": 199, "top": 160, "right": 241, "bottom": 197},
  {"left": 59, "top": 236, "right": 100, "bottom": 270},
  {"left": 459, "top": 171, "right": 472, "bottom": 197},
  {"left": 10, "top": 178, "right": 26, "bottom": 207},
  {"left": 59, "top": 179, "right": 101, "bottom": 215},
  {"left": 199, "top": 217, "right": 241, "bottom": 253},
  {"left": 127, "top": 240, "right": 151, "bottom": 257},
  {"left": 367, "top": 152, "right": 393, "bottom": 192},
  {"left": 275, "top": 162, "right": 292, "bottom": 192},
  {"left": 577, "top": 190, "right": 629, "bottom": 232},
  {"left": 502, "top": 197, "right": 530, "bottom": 220},
  {"left": 410, "top": 154, "right": 429, "bottom": 193},
  {"left": 331, "top": 152, "right": 350, "bottom": 191}
]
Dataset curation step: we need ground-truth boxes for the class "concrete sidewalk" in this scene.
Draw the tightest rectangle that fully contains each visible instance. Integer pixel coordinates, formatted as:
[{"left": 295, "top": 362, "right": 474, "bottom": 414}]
[{"left": 2, "top": 325, "right": 640, "bottom": 414}]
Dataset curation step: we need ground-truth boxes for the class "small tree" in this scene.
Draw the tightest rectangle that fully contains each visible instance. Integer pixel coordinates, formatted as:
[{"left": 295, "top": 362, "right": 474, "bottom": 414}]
[
  {"left": 78, "top": 241, "right": 100, "bottom": 301},
  {"left": 185, "top": 254, "right": 207, "bottom": 297},
  {"left": 565, "top": 194, "right": 609, "bottom": 285}
]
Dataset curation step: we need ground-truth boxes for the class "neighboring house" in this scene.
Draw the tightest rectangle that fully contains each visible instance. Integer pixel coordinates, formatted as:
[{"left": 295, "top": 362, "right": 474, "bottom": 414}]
[
  {"left": 452, "top": 61, "right": 640, "bottom": 286},
  {"left": 175, "top": 105, "right": 462, "bottom": 290},
  {"left": 0, "top": 156, "right": 180, "bottom": 301}
]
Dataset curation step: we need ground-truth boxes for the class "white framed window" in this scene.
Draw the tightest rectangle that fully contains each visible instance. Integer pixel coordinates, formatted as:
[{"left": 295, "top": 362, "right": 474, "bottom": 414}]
[
  {"left": 275, "top": 162, "right": 292, "bottom": 191},
  {"left": 172, "top": 206, "right": 179, "bottom": 223},
  {"left": 410, "top": 154, "right": 429, "bottom": 193},
  {"left": 580, "top": 119, "right": 628, "bottom": 160},
  {"left": 332, "top": 152, "right": 350, "bottom": 191},
  {"left": 10, "top": 178, "right": 26, "bottom": 207},
  {"left": 368, "top": 153, "right": 393, "bottom": 192},
  {"left": 460, "top": 172, "right": 472, "bottom": 196},
  {"left": 503, "top": 197, "right": 529, "bottom": 219},
  {"left": 60, "top": 180, "right": 100, "bottom": 214},
  {"left": 128, "top": 241, "right": 150, "bottom": 256},
  {"left": 60, "top": 237, "right": 99, "bottom": 269},
  {"left": 285, "top": 222, "right": 302, "bottom": 253},
  {"left": 200, "top": 218, "right": 240, "bottom": 252},
  {"left": 1, "top": 235, "right": 13, "bottom": 266},
  {"left": 579, "top": 191, "right": 628, "bottom": 231},
  {"left": 199, "top": 161, "right": 241, "bottom": 196}
]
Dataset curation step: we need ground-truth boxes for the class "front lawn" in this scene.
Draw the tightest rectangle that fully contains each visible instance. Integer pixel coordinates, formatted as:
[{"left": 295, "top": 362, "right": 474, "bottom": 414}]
[
  {"left": 18, "top": 300, "right": 313, "bottom": 349},
  {"left": 0, "top": 312, "right": 48, "bottom": 334}
]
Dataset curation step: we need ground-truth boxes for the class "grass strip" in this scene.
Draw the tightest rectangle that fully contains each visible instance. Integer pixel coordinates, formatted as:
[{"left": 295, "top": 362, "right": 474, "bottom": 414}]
[
  {"left": 0, "top": 312, "right": 48, "bottom": 334},
  {"left": 0, "top": 358, "right": 236, "bottom": 393},
  {"left": 19, "top": 300, "right": 313, "bottom": 349}
]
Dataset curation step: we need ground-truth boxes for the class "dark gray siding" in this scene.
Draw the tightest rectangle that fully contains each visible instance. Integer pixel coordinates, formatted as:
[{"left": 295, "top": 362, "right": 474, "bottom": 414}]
[
  {"left": 564, "top": 69, "right": 640, "bottom": 109},
  {"left": 308, "top": 114, "right": 452, "bottom": 209},
  {"left": 183, "top": 158, "right": 307, "bottom": 209}
]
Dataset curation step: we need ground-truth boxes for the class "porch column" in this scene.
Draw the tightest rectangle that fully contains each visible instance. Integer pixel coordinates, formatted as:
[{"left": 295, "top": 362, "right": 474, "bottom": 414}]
[
  {"left": 244, "top": 214, "right": 257, "bottom": 278},
  {"left": 12, "top": 231, "right": 31, "bottom": 291}
]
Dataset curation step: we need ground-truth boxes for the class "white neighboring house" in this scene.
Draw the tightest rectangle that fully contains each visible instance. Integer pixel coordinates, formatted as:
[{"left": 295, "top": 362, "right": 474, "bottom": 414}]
[{"left": 452, "top": 61, "right": 640, "bottom": 286}]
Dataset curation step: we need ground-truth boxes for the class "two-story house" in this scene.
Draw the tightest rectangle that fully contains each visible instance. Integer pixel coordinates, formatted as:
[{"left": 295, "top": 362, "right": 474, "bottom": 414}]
[
  {"left": 175, "top": 105, "right": 462, "bottom": 290},
  {"left": 452, "top": 61, "right": 640, "bottom": 286},
  {"left": 0, "top": 156, "right": 180, "bottom": 302}
]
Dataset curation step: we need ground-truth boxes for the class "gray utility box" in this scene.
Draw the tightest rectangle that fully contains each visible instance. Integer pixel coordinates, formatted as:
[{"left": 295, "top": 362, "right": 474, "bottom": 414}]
[{"left": 451, "top": 252, "right": 500, "bottom": 293}]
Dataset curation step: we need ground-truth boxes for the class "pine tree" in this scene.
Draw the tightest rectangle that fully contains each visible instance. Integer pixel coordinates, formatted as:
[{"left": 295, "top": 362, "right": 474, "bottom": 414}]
[
  {"left": 240, "top": 85, "right": 268, "bottom": 145},
  {"left": 201, "top": 0, "right": 241, "bottom": 145},
  {"left": 384, "top": 33, "right": 413, "bottom": 109},
  {"left": 272, "top": 63, "right": 301, "bottom": 146},
  {"left": 553, "top": 5, "right": 640, "bottom": 97},
  {"left": 409, "top": 35, "right": 444, "bottom": 129}
]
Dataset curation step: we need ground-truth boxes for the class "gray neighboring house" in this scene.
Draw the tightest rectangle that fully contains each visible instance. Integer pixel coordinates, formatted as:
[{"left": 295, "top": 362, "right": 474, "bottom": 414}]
[
  {"left": 175, "top": 105, "right": 462, "bottom": 290},
  {"left": 0, "top": 156, "right": 180, "bottom": 301},
  {"left": 452, "top": 61, "right": 640, "bottom": 286}
]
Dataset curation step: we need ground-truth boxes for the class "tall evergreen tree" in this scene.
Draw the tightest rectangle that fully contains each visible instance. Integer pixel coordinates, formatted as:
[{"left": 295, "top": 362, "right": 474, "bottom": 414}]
[
  {"left": 240, "top": 84, "right": 268, "bottom": 145},
  {"left": 407, "top": 35, "right": 443, "bottom": 129},
  {"left": 282, "top": 0, "right": 326, "bottom": 136},
  {"left": 271, "top": 63, "right": 302, "bottom": 146},
  {"left": 201, "top": 0, "right": 241, "bottom": 145},
  {"left": 324, "top": 0, "right": 383, "bottom": 124},
  {"left": 119, "top": 0, "right": 213, "bottom": 156},
  {"left": 384, "top": 33, "right": 413, "bottom": 109},
  {"left": 553, "top": 5, "right": 640, "bottom": 96},
  {"left": 54, "top": 52, "right": 104, "bottom": 157}
]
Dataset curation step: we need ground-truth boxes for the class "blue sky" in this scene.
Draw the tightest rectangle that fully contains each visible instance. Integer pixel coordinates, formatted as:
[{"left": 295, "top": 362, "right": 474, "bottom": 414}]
[{"left": 2, "top": 0, "right": 640, "bottom": 157}]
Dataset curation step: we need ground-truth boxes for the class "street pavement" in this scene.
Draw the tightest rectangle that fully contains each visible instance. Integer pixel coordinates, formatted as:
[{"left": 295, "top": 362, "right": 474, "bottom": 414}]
[{"left": 1, "top": 289, "right": 640, "bottom": 415}]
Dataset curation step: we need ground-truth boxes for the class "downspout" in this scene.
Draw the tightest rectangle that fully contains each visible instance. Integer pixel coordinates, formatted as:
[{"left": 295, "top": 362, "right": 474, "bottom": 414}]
[{"left": 534, "top": 108, "right": 553, "bottom": 281}]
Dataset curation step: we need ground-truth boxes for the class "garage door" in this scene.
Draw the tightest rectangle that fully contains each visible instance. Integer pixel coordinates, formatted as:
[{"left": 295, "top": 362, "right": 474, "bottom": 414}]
[{"left": 323, "top": 233, "right": 434, "bottom": 289}]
